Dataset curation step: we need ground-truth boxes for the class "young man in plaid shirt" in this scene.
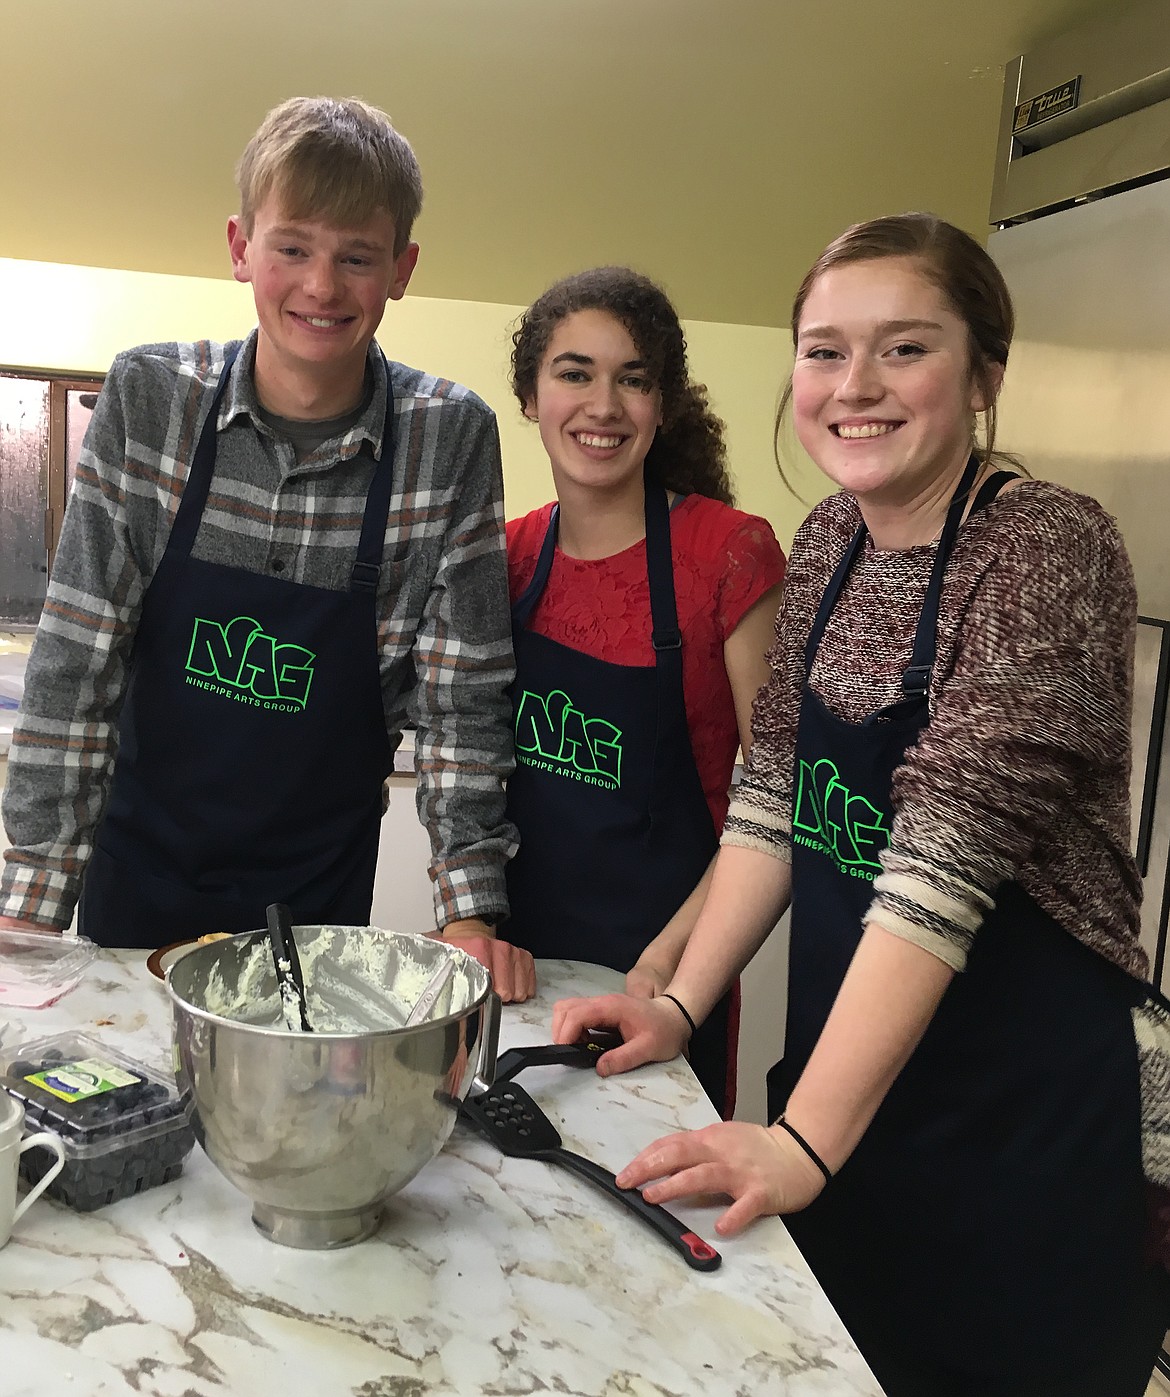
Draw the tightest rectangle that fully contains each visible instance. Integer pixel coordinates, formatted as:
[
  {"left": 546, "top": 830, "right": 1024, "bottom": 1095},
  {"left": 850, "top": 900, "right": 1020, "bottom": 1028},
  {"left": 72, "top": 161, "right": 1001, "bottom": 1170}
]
[{"left": 0, "top": 96, "right": 534, "bottom": 1000}]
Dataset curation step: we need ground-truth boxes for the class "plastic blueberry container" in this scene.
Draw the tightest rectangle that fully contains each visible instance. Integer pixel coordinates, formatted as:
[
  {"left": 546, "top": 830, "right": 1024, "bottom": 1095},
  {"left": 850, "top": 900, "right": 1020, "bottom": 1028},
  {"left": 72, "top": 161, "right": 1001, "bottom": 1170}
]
[
  {"left": 0, "top": 1031, "right": 196, "bottom": 1211},
  {"left": 0, "top": 928, "right": 99, "bottom": 1009}
]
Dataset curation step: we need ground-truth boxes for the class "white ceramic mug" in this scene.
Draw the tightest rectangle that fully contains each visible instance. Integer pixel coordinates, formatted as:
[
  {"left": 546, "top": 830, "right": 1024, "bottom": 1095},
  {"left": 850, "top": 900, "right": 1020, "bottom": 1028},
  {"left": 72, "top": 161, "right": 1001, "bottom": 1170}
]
[{"left": 0, "top": 1092, "right": 66, "bottom": 1247}]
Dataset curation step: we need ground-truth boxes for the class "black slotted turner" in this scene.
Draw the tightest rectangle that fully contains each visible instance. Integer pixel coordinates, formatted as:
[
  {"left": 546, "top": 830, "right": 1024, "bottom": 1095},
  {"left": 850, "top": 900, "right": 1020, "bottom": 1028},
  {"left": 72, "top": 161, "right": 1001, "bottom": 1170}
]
[
  {"left": 461, "top": 1080, "right": 721, "bottom": 1272},
  {"left": 492, "top": 1027, "right": 624, "bottom": 1084}
]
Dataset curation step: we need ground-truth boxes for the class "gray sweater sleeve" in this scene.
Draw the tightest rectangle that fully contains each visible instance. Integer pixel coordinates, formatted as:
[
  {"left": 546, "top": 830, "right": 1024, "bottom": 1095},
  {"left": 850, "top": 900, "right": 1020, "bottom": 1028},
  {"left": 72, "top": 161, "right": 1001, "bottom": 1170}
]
[{"left": 1, "top": 353, "right": 162, "bottom": 928}]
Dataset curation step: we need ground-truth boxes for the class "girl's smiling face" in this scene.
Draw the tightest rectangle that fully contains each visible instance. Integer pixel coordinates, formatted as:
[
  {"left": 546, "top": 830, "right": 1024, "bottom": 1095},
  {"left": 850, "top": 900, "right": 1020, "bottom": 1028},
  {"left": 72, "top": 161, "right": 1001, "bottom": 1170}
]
[
  {"left": 527, "top": 309, "right": 663, "bottom": 499},
  {"left": 792, "top": 255, "right": 997, "bottom": 509}
]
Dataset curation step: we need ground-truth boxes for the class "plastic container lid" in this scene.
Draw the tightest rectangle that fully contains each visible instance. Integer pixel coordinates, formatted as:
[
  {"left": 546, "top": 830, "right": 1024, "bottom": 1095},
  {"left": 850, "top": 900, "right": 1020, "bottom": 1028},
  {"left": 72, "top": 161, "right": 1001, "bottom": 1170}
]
[
  {"left": 0, "top": 928, "right": 98, "bottom": 1009},
  {"left": 0, "top": 1031, "right": 190, "bottom": 1159}
]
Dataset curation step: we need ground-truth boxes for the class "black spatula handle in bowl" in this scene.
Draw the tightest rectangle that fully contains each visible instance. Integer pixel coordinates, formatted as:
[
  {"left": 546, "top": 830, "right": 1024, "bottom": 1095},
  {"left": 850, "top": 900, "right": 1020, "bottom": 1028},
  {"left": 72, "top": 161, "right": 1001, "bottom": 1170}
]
[{"left": 265, "top": 902, "right": 312, "bottom": 1032}]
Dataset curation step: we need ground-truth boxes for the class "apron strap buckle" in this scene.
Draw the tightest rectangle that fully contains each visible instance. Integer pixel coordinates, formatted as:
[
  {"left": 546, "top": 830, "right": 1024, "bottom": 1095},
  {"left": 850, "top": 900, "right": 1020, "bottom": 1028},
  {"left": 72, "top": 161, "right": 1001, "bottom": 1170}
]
[
  {"left": 902, "top": 662, "right": 932, "bottom": 697},
  {"left": 652, "top": 627, "right": 682, "bottom": 652},
  {"left": 349, "top": 561, "right": 381, "bottom": 593}
]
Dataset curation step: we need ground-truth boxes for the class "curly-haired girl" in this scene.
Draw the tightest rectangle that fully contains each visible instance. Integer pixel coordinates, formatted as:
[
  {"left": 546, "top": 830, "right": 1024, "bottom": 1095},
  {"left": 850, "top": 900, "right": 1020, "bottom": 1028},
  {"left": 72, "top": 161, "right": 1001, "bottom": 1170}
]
[{"left": 500, "top": 266, "right": 785, "bottom": 1115}]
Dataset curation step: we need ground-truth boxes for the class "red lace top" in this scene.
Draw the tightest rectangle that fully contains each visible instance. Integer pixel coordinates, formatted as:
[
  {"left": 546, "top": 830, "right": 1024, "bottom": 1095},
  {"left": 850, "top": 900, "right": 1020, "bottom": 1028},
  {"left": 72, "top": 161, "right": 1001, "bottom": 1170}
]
[{"left": 507, "top": 494, "right": 786, "bottom": 831}]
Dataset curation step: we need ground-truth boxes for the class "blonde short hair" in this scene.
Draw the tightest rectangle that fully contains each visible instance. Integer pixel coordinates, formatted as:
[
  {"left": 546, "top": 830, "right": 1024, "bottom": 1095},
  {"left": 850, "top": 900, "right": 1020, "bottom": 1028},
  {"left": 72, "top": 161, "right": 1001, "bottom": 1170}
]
[{"left": 235, "top": 96, "right": 423, "bottom": 254}]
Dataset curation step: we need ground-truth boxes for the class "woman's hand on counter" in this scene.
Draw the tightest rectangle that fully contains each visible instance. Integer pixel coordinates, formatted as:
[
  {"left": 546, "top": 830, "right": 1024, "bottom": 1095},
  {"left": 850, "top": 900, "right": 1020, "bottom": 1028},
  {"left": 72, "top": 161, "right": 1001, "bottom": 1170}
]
[
  {"left": 615, "top": 1121, "right": 827, "bottom": 1236},
  {"left": 552, "top": 992, "right": 689, "bottom": 1075},
  {"left": 435, "top": 920, "right": 536, "bottom": 1003}
]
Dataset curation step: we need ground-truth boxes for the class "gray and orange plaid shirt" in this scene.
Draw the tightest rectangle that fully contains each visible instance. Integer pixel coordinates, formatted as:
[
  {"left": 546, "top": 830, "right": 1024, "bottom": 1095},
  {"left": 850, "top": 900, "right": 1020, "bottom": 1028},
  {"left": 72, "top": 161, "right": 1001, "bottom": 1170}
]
[{"left": 1, "top": 332, "right": 518, "bottom": 931}]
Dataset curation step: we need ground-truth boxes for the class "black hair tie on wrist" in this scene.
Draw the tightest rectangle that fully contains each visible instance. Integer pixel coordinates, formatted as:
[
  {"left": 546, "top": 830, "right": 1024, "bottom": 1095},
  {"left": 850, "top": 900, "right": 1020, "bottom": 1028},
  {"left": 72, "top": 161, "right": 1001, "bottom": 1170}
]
[
  {"left": 661, "top": 992, "right": 697, "bottom": 1037},
  {"left": 773, "top": 1114, "right": 833, "bottom": 1186}
]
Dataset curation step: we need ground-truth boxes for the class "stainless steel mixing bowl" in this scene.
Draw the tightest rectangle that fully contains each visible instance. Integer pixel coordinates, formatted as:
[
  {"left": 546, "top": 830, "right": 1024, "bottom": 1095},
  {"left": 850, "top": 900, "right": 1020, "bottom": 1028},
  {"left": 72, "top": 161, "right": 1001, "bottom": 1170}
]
[{"left": 167, "top": 926, "right": 498, "bottom": 1250}]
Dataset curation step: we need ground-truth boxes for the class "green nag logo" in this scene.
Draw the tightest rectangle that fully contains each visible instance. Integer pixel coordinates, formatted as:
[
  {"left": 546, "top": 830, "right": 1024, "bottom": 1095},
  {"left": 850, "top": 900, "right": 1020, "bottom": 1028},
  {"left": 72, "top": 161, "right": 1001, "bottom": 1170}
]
[
  {"left": 792, "top": 757, "right": 891, "bottom": 881},
  {"left": 514, "top": 688, "right": 623, "bottom": 788},
  {"left": 185, "top": 615, "right": 315, "bottom": 713}
]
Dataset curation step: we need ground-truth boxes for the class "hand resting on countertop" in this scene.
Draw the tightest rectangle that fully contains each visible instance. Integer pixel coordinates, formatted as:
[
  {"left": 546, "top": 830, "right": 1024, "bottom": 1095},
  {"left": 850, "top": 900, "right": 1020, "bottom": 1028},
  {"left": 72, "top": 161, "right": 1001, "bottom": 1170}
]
[
  {"left": 615, "top": 1119, "right": 827, "bottom": 1236},
  {"left": 552, "top": 991, "right": 690, "bottom": 1076},
  {"left": 0, "top": 915, "right": 59, "bottom": 936},
  {"left": 435, "top": 919, "right": 536, "bottom": 1003},
  {"left": 553, "top": 991, "right": 827, "bottom": 1234}
]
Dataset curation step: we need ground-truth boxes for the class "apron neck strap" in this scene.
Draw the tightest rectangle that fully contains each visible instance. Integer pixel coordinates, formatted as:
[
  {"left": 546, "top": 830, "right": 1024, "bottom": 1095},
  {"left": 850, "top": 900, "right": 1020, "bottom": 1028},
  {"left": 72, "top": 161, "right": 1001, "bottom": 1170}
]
[
  {"left": 803, "top": 452, "right": 983, "bottom": 699},
  {"left": 166, "top": 344, "right": 242, "bottom": 560},
  {"left": 349, "top": 352, "right": 399, "bottom": 594},
  {"left": 511, "top": 503, "right": 561, "bottom": 629},
  {"left": 164, "top": 344, "right": 397, "bottom": 594},
  {"left": 645, "top": 483, "right": 681, "bottom": 651},
  {"left": 803, "top": 523, "right": 865, "bottom": 678},
  {"left": 900, "top": 452, "right": 982, "bottom": 697},
  {"left": 969, "top": 468, "right": 1016, "bottom": 515},
  {"left": 511, "top": 483, "right": 679, "bottom": 640},
  {"left": 642, "top": 484, "right": 691, "bottom": 832}
]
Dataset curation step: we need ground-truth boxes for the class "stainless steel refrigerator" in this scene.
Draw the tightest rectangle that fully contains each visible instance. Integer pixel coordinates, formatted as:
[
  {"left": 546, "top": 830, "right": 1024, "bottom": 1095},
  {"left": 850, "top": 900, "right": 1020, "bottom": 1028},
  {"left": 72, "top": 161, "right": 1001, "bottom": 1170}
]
[
  {"left": 990, "top": 173, "right": 1170, "bottom": 1003},
  {"left": 990, "top": 0, "right": 1170, "bottom": 995},
  {"left": 988, "top": 2, "right": 1170, "bottom": 1372}
]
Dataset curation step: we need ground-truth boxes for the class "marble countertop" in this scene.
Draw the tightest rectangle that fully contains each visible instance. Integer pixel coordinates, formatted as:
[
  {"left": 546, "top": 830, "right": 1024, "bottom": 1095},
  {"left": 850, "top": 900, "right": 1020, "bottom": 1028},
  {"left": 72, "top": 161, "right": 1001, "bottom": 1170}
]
[{"left": 0, "top": 951, "right": 882, "bottom": 1396}]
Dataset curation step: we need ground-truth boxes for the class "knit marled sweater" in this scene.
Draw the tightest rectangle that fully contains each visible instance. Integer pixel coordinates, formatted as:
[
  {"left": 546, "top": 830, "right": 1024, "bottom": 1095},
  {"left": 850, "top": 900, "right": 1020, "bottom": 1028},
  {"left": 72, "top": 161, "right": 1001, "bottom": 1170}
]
[{"left": 724, "top": 479, "right": 1170, "bottom": 1189}]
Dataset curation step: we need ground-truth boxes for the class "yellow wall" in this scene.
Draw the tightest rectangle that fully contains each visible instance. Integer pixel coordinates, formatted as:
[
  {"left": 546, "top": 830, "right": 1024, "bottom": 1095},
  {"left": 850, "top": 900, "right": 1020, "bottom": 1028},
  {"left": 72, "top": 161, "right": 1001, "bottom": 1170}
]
[{"left": 0, "top": 257, "right": 824, "bottom": 547}]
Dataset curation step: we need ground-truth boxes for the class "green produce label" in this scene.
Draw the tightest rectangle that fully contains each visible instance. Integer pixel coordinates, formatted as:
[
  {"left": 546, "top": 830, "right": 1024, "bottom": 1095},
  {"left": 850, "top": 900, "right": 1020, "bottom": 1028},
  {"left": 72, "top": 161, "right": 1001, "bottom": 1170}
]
[{"left": 26, "top": 1058, "right": 142, "bottom": 1103}]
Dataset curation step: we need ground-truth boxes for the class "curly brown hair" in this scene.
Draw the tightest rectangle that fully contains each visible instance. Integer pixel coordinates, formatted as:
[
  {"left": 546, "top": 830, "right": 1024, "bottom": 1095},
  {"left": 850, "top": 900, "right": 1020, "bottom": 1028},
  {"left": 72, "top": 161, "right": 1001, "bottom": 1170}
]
[{"left": 510, "top": 267, "right": 735, "bottom": 505}]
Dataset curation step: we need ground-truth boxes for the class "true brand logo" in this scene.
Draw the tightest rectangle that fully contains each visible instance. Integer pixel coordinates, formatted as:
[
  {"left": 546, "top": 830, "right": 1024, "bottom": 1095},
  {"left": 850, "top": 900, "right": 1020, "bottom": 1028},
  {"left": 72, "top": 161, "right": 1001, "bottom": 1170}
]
[
  {"left": 184, "top": 615, "right": 315, "bottom": 713},
  {"left": 514, "top": 688, "right": 623, "bottom": 788},
  {"left": 792, "top": 757, "right": 891, "bottom": 882}
]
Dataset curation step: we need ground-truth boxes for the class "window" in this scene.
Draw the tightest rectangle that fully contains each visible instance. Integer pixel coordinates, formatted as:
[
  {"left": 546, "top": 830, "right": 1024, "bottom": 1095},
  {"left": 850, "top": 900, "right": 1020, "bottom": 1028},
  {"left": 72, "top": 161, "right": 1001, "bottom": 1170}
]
[{"left": 0, "top": 371, "right": 102, "bottom": 626}]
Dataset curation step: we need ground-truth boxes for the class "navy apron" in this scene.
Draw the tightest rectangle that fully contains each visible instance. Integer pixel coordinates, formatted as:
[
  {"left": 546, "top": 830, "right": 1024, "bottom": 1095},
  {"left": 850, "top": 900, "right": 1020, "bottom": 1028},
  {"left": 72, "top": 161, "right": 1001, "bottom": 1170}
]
[
  {"left": 503, "top": 485, "right": 734, "bottom": 1111},
  {"left": 771, "top": 458, "right": 1149, "bottom": 1383},
  {"left": 79, "top": 346, "right": 396, "bottom": 949}
]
